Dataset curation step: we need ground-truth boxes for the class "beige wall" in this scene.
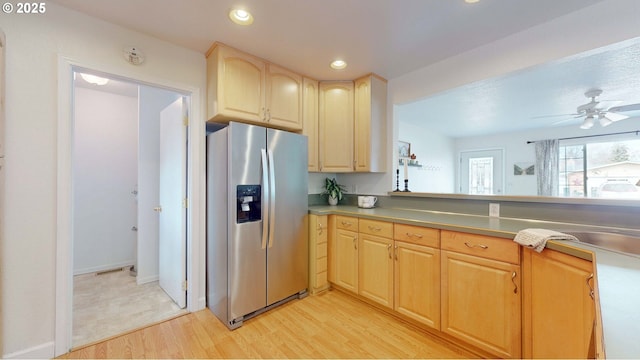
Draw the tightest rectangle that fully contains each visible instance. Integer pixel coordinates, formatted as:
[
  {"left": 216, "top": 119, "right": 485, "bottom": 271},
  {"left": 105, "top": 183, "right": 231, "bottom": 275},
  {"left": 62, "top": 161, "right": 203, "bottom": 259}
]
[{"left": 0, "top": 4, "right": 205, "bottom": 357}]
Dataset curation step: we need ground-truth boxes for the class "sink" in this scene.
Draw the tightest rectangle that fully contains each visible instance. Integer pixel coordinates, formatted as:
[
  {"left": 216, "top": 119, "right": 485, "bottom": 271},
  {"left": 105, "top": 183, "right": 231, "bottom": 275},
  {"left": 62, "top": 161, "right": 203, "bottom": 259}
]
[{"left": 563, "top": 231, "right": 640, "bottom": 256}]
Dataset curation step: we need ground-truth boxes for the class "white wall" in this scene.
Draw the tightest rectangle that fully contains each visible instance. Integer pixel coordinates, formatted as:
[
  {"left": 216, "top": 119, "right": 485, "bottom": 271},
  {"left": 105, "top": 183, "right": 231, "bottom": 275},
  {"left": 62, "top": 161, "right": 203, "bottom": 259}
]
[
  {"left": 73, "top": 86, "right": 138, "bottom": 274},
  {"left": 137, "top": 86, "right": 181, "bottom": 284},
  {"left": 398, "top": 120, "right": 455, "bottom": 193},
  {"left": 455, "top": 118, "right": 640, "bottom": 196},
  {"left": 0, "top": 4, "right": 206, "bottom": 358}
]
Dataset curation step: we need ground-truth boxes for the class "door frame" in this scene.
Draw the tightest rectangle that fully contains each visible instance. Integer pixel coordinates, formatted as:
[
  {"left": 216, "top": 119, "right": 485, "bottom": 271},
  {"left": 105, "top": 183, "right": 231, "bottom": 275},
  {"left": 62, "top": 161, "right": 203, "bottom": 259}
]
[{"left": 55, "top": 56, "right": 205, "bottom": 356}]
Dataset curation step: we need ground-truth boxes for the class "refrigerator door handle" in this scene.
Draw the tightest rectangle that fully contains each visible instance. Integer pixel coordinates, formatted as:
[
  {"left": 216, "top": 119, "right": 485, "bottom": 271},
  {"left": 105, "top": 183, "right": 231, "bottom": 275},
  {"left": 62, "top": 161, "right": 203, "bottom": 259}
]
[
  {"left": 260, "top": 148, "right": 269, "bottom": 250},
  {"left": 267, "top": 149, "right": 276, "bottom": 248}
]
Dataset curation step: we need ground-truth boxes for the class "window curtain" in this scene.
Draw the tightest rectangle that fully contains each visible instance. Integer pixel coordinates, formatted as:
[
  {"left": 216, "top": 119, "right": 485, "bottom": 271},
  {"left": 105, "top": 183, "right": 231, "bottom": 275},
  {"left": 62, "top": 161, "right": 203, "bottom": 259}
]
[{"left": 535, "top": 139, "right": 559, "bottom": 196}]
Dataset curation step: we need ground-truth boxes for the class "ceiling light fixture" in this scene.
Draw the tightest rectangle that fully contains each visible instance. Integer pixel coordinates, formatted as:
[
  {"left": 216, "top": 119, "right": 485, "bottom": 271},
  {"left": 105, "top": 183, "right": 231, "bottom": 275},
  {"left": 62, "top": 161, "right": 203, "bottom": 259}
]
[
  {"left": 465, "top": 0, "right": 480, "bottom": 3},
  {"left": 330, "top": 60, "right": 347, "bottom": 70},
  {"left": 229, "top": 8, "right": 254, "bottom": 25},
  {"left": 80, "top": 73, "right": 109, "bottom": 86},
  {"left": 598, "top": 114, "right": 613, "bottom": 127},
  {"left": 580, "top": 115, "right": 595, "bottom": 129}
]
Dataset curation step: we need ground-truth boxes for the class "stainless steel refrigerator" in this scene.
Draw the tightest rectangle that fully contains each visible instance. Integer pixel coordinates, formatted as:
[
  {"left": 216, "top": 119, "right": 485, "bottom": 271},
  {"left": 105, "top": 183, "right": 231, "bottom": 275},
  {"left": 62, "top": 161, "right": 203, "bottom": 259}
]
[{"left": 206, "top": 121, "right": 309, "bottom": 329}]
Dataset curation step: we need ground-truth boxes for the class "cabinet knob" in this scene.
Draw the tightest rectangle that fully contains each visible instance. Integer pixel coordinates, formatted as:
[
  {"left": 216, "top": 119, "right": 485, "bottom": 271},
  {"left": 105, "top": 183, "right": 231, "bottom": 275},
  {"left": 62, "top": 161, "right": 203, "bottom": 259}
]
[
  {"left": 511, "top": 271, "right": 518, "bottom": 294},
  {"left": 387, "top": 244, "right": 392, "bottom": 258}
]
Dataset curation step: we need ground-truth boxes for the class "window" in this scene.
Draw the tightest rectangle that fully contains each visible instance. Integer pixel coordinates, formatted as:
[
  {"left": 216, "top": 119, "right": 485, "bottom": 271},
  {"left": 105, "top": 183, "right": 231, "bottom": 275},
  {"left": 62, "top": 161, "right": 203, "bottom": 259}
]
[{"left": 559, "top": 139, "right": 640, "bottom": 198}]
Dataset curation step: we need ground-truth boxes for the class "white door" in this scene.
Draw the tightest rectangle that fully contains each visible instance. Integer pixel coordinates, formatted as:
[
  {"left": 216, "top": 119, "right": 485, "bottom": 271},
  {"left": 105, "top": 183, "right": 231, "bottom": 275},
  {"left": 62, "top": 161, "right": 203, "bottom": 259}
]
[
  {"left": 158, "top": 97, "right": 187, "bottom": 308},
  {"left": 460, "top": 149, "right": 504, "bottom": 195}
]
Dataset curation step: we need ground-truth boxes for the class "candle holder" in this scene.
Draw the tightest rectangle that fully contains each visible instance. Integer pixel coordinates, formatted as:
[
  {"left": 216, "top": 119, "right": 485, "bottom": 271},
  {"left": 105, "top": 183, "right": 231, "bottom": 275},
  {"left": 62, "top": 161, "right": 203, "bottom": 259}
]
[
  {"left": 394, "top": 169, "right": 401, "bottom": 192},
  {"left": 403, "top": 179, "right": 410, "bottom": 192}
]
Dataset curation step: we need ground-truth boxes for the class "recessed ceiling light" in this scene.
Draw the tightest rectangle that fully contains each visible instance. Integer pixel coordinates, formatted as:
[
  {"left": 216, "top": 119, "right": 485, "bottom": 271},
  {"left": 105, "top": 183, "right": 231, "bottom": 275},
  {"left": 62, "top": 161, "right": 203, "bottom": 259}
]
[
  {"left": 229, "top": 8, "right": 254, "bottom": 25},
  {"left": 465, "top": 0, "right": 480, "bottom": 3},
  {"left": 330, "top": 60, "right": 347, "bottom": 70}
]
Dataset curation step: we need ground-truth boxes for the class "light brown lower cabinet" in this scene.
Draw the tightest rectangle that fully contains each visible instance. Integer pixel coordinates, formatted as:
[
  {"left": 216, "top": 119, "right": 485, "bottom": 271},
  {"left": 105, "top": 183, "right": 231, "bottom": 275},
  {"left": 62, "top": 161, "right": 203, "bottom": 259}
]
[
  {"left": 394, "top": 241, "right": 440, "bottom": 329},
  {"left": 522, "top": 247, "right": 597, "bottom": 359},
  {"left": 440, "top": 230, "right": 522, "bottom": 359},
  {"left": 325, "top": 216, "right": 599, "bottom": 359},
  {"left": 358, "top": 233, "right": 394, "bottom": 308},
  {"left": 308, "top": 214, "right": 329, "bottom": 294}
]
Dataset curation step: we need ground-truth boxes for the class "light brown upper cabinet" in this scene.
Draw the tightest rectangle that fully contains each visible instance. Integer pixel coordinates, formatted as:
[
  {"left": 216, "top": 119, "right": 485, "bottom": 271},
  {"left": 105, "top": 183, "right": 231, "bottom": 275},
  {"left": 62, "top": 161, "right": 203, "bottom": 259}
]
[
  {"left": 318, "top": 81, "right": 354, "bottom": 172},
  {"left": 266, "top": 64, "right": 303, "bottom": 130},
  {"left": 302, "top": 77, "right": 319, "bottom": 171},
  {"left": 354, "top": 74, "right": 387, "bottom": 172},
  {"left": 206, "top": 43, "right": 302, "bottom": 131}
]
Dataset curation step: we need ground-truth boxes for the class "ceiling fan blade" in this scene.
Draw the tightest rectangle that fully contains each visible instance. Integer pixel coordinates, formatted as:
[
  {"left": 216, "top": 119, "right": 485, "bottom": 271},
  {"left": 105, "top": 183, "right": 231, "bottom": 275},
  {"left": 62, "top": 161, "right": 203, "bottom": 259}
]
[
  {"left": 604, "top": 112, "right": 629, "bottom": 122},
  {"left": 531, "top": 113, "right": 579, "bottom": 119},
  {"left": 551, "top": 117, "right": 581, "bottom": 126},
  {"left": 608, "top": 103, "right": 640, "bottom": 113}
]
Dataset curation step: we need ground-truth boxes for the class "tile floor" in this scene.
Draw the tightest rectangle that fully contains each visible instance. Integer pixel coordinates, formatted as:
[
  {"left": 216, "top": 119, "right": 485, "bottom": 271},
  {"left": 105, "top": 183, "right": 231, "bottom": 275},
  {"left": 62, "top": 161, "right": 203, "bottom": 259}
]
[{"left": 72, "top": 268, "right": 187, "bottom": 348}]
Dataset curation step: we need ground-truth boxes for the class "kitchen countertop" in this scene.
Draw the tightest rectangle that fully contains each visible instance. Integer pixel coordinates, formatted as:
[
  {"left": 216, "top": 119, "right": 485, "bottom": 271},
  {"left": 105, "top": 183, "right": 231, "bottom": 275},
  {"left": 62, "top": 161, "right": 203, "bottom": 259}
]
[{"left": 309, "top": 205, "right": 640, "bottom": 359}]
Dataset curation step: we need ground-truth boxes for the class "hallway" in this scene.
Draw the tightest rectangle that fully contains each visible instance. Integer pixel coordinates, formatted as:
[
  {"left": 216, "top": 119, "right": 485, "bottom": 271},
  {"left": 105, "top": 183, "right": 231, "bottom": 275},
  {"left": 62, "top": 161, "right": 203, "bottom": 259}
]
[{"left": 73, "top": 268, "right": 187, "bottom": 348}]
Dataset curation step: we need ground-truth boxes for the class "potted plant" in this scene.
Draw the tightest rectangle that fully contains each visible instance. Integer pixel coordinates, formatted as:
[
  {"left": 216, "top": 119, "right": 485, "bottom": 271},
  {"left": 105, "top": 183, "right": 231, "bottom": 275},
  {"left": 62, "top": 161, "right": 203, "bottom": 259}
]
[{"left": 322, "top": 177, "right": 346, "bottom": 205}]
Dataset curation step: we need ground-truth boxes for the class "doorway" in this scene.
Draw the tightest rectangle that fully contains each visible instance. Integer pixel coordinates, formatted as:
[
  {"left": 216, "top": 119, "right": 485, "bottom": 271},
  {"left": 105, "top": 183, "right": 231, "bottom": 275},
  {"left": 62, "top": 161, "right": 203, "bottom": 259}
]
[
  {"left": 70, "top": 69, "right": 188, "bottom": 347},
  {"left": 459, "top": 149, "right": 504, "bottom": 195}
]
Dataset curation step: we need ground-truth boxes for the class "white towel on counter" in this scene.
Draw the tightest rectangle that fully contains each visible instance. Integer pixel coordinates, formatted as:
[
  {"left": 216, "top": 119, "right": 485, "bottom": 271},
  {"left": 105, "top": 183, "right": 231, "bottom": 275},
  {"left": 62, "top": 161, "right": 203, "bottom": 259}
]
[{"left": 514, "top": 228, "right": 578, "bottom": 253}]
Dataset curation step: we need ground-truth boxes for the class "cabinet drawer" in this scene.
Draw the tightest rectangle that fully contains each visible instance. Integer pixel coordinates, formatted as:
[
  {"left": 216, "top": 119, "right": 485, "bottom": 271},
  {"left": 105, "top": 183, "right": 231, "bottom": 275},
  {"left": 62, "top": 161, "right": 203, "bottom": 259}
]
[
  {"left": 315, "top": 271, "right": 327, "bottom": 288},
  {"left": 317, "top": 257, "right": 327, "bottom": 273},
  {"left": 317, "top": 242, "right": 327, "bottom": 258},
  {"left": 441, "top": 230, "right": 520, "bottom": 265},
  {"left": 336, "top": 215, "right": 359, "bottom": 232},
  {"left": 394, "top": 224, "right": 440, "bottom": 248},
  {"left": 359, "top": 219, "right": 393, "bottom": 238}
]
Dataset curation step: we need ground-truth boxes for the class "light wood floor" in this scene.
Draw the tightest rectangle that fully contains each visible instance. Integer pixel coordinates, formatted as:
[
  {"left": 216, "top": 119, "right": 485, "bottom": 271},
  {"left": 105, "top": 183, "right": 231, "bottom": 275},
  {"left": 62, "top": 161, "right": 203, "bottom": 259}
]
[
  {"left": 73, "top": 268, "right": 187, "bottom": 347},
  {"left": 62, "top": 289, "right": 478, "bottom": 359}
]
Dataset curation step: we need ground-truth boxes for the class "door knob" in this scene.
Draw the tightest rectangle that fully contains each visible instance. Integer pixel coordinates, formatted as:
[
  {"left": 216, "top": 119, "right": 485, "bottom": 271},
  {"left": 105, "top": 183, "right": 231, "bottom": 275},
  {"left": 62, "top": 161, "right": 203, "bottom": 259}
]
[{"left": 153, "top": 206, "right": 162, "bottom": 212}]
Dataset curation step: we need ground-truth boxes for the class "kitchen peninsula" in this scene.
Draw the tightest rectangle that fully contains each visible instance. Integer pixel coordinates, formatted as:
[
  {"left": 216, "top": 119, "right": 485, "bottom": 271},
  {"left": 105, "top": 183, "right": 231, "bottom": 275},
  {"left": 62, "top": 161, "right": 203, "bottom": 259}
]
[{"left": 309, "top": 202, "right": 640, "bottom": 359}]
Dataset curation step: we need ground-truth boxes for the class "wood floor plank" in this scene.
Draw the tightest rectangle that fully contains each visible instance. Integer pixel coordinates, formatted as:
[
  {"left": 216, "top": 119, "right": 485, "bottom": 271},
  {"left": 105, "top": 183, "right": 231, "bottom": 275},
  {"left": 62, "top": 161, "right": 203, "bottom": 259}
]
[{"left": 62, "top": 289, "right": 478, "bottom": 359}]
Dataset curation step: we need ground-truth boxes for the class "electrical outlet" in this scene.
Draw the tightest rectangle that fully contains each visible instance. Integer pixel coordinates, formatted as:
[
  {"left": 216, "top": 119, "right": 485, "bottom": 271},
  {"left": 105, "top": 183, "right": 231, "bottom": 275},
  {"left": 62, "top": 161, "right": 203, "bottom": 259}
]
[{"left": 489, "top": 203, "right": 500, "bottom": 217}]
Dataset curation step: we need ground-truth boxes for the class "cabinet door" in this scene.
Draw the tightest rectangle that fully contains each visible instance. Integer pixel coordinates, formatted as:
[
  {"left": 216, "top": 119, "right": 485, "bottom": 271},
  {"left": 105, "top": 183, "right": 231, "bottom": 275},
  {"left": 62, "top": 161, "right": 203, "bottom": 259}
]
[
  {"left": 335, "top": 228, "right": 358, "bottom": 293},
  {"left": 354, "top": 74, "right": 386, "bottom": 173},
  {"left": 318, "top": 81, "right": 354, "bottom": 172},
  {"left": 267, "top": 64, "right": 302, "bottom": 130},
  {"left": 302, "top": 77, "right": 319, "bottom": 171},
  {"left": 523, "top": 248, "right": 596, "bottom": 359},
  {"left": 209, "top": 45, "right": 266, "bottom": 123},
  {"left": 308, "top": 214, "right": 329, "bottom": 294},
  {"left": 394, "top": 241, "right": 440, "bottom": 329},
  {"left": 441, "top": 251, "right": 521, "bottom": 358},
  {"left": 358, "top": 234, "right": 393, "bottom": 308}
]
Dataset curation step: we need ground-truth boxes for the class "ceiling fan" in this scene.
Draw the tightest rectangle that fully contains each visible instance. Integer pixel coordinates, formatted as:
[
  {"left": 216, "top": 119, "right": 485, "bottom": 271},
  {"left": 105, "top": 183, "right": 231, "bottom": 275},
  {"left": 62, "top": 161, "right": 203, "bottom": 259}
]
[{"left": 550, "top": 89, "right": 639, "bottom": 129}]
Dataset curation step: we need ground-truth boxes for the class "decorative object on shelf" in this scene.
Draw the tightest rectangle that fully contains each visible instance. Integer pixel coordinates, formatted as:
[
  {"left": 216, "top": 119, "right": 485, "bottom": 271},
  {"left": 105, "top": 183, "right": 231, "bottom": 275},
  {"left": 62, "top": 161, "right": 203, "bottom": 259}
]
[
  {"left": 403, "top": 179, "right": 410, "bottom": 192},
  {"left": 394, "top": 169, "right": 401, "bottom": 192},
  {"left": 398, "top": 141, "right": 411, "bottom": 158},
  {"left": 514, "top": 162, "right": 535, "bottom": 175},
  {"left": 322, "top": 177, "right": 346, "bottom": 205},
  {"left": 410, "top": 153, "right": 416, "bottom": 160}
]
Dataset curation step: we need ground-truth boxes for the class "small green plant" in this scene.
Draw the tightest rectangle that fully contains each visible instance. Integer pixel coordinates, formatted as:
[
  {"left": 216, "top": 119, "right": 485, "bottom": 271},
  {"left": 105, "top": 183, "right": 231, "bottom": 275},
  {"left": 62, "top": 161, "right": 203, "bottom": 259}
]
[{"left": 322, "top": 177, "right": 347, "bottom": 201}]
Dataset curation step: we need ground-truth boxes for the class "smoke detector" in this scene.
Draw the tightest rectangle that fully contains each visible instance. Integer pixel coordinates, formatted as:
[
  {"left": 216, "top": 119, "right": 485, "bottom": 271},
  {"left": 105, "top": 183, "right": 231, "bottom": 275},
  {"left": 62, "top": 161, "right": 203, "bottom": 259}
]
[{"left": 123, "top": 47, "right": 144, "bottom": 65}]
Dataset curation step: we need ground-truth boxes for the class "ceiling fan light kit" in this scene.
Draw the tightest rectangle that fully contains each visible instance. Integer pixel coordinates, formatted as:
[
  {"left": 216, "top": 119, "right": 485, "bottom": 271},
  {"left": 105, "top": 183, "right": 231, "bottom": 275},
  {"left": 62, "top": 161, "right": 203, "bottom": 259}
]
[{"left": 547, "top": 88, "right": 636, "bottom": 129}]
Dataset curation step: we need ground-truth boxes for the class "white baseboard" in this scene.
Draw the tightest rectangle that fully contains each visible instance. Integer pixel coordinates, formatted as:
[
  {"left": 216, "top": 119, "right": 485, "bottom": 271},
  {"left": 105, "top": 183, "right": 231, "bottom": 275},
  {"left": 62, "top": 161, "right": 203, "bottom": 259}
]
[
  {"left": 136, "top": 274, "right": 159, "bottom": 284},
  {"left": 74, "top": 261, "right": 135, "bottom": 276},
  {"left": 3, "top": 341, "right": 54, "bottom": 359}
]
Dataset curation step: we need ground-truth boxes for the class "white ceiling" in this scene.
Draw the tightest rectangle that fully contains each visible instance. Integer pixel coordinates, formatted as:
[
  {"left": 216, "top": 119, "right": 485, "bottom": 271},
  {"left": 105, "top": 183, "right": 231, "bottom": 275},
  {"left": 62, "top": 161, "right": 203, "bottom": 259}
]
[
  {"left": 51, "top": 0, "right": 601, "bottom": 81},
  {"left": 397, "top": 38, "right": 640, "bottom": 138},
  {"left": 52, "top": 0, "right": 640, "bottom": 137}
]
